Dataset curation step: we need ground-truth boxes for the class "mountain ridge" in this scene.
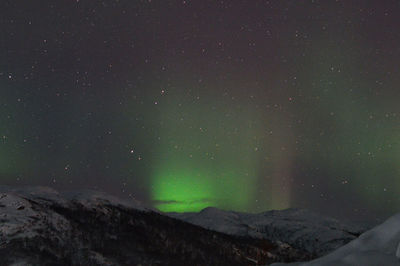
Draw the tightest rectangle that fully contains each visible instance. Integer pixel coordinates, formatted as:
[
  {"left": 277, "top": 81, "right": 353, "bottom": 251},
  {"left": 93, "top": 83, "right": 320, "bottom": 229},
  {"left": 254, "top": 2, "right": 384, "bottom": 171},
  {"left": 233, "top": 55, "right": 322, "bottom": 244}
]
[
  {"left": 168, "top": 205, "right": 367, "bottom": 257},
  {"left": 0, "top": 186, "right": 313, "bottom": 265}
]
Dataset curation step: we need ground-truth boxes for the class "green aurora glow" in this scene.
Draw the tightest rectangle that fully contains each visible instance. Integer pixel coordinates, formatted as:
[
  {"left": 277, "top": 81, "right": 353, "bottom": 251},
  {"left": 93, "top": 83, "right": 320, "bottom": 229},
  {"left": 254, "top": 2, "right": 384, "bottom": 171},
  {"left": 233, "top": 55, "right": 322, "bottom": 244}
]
[
  {"left": 3, "top": 1, "right": 400, "bottom": 221},
  {"left": 150, "top": 93, "right": 269, "bottom": 212}
]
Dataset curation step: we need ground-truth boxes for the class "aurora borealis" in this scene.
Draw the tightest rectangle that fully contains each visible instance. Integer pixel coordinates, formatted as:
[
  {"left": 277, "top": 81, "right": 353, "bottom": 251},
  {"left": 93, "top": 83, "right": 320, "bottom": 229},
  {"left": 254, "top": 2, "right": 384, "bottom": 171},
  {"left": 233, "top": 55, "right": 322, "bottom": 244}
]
[{"left": 1, "top": 1, "right": 400, "bottom": 222}]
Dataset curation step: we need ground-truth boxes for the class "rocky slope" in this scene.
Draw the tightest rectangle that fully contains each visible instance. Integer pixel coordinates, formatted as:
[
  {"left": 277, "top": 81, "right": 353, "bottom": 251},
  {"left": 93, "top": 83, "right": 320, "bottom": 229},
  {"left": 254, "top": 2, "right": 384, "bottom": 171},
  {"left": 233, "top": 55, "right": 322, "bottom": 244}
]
[{"left": 0, "top": 186, "right": 312, "bottom": 265}]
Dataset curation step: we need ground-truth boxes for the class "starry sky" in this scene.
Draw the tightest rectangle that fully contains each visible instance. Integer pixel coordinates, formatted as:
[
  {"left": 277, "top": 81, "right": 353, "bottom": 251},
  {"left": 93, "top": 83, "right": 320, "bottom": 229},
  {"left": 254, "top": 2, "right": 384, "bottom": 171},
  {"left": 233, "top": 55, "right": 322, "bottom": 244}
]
[{"left": 1, "top": 0, "right": 400, "bottom": 222}]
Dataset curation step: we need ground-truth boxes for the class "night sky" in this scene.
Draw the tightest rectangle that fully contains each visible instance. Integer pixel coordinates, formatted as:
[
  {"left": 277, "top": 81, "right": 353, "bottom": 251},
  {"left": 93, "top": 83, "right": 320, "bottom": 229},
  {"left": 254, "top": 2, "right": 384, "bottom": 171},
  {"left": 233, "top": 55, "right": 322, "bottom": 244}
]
[{"left": 1, "top": 0, "right": 400, "bottom": 222}]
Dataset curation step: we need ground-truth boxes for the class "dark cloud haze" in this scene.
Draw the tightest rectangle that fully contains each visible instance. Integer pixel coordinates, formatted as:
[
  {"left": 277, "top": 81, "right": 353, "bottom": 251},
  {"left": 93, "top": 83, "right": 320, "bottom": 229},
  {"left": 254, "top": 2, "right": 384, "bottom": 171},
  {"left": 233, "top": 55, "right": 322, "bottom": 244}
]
[{"left": 1, "top": 0, "right": 400, "bottom": 222}]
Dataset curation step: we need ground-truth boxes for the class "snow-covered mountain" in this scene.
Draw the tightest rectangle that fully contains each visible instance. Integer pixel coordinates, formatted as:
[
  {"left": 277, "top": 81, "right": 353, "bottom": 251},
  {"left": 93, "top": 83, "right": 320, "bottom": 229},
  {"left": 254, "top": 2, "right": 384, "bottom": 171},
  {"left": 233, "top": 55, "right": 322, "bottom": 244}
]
[
  {"left": 272, "top": 212, "right": 400, "bottom": 266},
  {"left": 0, "top": 186, "right": 150, "bottom": 265},
  {"left": 4, "top": 185, "right": 395, "bottom": 265},
  {"left": 0, "top": 186, "right": 311, "bottom": 265},
  {"left": 169, "top": 207, "right": 368, "bottom": 257}
]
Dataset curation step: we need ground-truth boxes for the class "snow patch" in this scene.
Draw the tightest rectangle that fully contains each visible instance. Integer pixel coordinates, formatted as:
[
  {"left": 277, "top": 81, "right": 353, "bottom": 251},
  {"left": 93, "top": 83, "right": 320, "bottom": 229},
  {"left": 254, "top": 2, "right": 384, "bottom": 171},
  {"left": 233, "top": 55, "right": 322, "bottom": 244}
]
[{"left": 273, "top": 213, "right": 400, "bottom": 266}]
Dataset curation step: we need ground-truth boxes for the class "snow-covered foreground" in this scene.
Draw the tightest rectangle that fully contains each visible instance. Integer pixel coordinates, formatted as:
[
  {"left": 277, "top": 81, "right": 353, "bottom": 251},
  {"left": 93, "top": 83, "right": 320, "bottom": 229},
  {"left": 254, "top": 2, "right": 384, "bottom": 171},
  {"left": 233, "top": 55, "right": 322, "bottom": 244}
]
[{"left": 272, "top": 213, "right": 400, "bottom": 266}]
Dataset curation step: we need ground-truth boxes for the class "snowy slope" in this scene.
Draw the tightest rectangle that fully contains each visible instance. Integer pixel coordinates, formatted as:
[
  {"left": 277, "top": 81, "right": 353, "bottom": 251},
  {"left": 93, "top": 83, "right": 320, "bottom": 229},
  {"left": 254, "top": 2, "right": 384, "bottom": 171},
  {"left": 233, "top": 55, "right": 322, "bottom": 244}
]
[
  {"left": 169, "top": 207, "right": 368, "bottom": 257},
  {"left": 0, "top": 186, "right": 150, "bottom": 239},
  {"left": 272, "top": 213, "right": 400, "bottom": 266},
  {"left": 0, "top": 186, "right": 312, "bottom": 265},
  {"left": 0, "top": 186, "right": 152, "bottom": 265}
]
